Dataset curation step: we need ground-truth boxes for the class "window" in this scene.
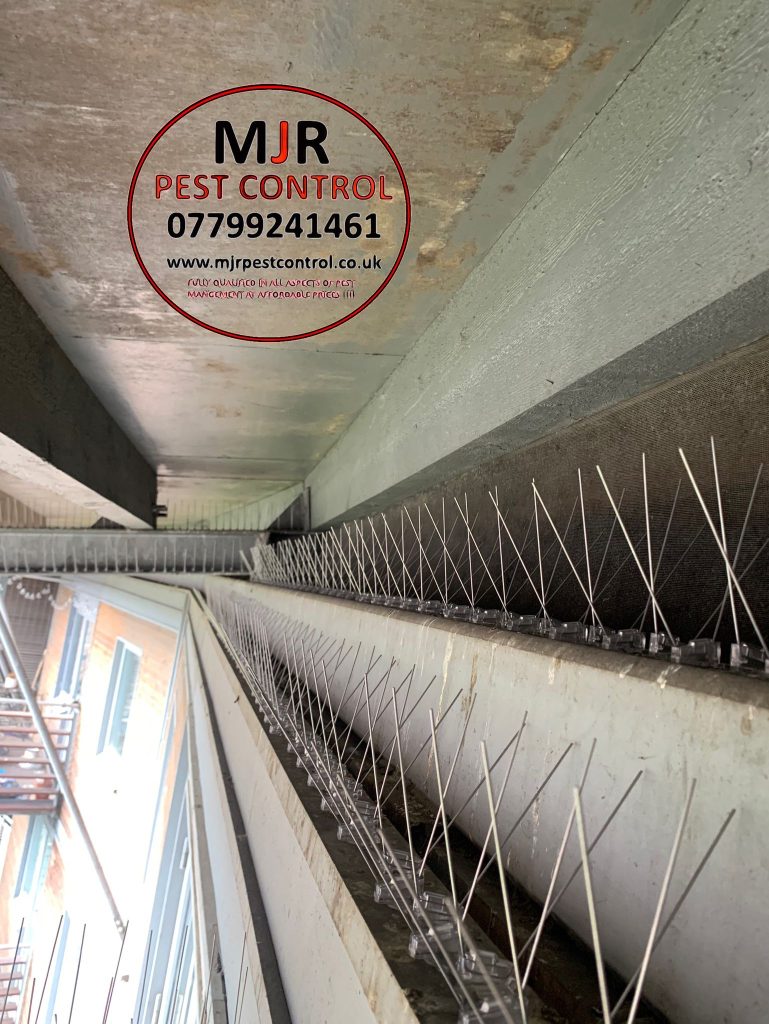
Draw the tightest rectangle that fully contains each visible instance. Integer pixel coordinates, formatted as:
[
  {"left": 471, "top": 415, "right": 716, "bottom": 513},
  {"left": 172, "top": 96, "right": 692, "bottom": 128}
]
[
  {"left": 54, "top": 609, "right": 92, "bottom": 698},
  {"left": 98, "top": 640, "right": 141, "bottom": 755},
  {"left": 42, "top": 912, "right": 70, "bottom": 1024},
  {"left": 134, "top": 745, "right": 196, "bottom": 1024},
  {"left": 14, "top": 816, "right": 52, "bottom": 898}
]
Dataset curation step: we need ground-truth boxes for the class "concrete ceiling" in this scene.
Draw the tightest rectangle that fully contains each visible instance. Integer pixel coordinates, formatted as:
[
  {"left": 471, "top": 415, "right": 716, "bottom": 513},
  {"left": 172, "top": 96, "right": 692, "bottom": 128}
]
[{"left": 0, "top": 0, "right": 684, "bottom": 524}]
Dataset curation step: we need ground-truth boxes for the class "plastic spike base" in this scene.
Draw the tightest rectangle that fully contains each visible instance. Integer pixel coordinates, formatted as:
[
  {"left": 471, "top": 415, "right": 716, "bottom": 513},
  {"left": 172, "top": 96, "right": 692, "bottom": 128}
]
[
  {"left": 409, "top": 919, "right": 462, "bottom": 960},
  {"left": 457, "top": 989, "right": 529, "bottom": 1024},
  {"left": 504, "top": 614, "right": 549, "bottom": 636},
  {"left": 457, "top": 949, "right": 514, "bottom": 982},
  {"left": 671, "top": 638, "right": 721, "bottom": 668},
  {"left": 413, "top": 890, "right": 454, "bottom": 919},
  {"left": 374, "top": 874, "right": 423, "bottom": 909},
  {"left": 470, "top": 608, "right": 502, "bottom": 626},
  {"left": 443, "top": 604, "right": 473, "bottom": 621},
  {"left": 730, "top": 642, "right": 769, "bottom": 674},
  {"left": 548, "top": 620, "right": 588, "bottom": 643},
  {"left": 647, "top": 631, "right": 678, "bottom": 656},
  {"left": 602, "top": 628, "right": 646, "bottom": 653},
  {"left": 382, "top": 845, "right": 414, "bottom": 871}
]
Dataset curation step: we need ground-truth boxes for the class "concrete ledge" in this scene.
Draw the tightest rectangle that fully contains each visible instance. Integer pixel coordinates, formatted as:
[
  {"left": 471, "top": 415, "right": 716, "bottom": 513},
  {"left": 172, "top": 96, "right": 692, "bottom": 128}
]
[
  {"left": 248, "top": 583, "right": 769, "bottom": 714},
  {"left": 187, "top": 622, "right": 287, "bottom": 1024},
  {"left": 188, "top": 598, "right": 427, "bottom": 1024},
  {"left": 231, "top": 580, "right": 769, "bottom": 1024}
]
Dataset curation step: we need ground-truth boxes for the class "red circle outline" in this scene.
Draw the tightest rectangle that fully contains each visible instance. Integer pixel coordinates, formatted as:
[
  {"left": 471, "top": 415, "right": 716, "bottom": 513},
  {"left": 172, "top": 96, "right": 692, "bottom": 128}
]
[{"left": 127, "top": 84, "right": 411, "bottom": 343}]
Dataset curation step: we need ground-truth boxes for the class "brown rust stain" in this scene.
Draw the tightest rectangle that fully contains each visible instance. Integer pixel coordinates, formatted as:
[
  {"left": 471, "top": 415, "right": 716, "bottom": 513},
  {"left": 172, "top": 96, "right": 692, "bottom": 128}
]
[
  {"left": 385, "top": 3, "right": 589, "bottom": 280},
  {"left": 206, "top": 404, "right": 242, "bottom": 419},
  {"left": 541, "top": 38, "right": 576, "bottom": 72},
  {"left": 12, "top": 250, "right": 56, "bottom": 278},
  {"left": 516, "top": 85, "right": 582, "bottom": 174},
  {"left": 0, "top": 224, "right": 68, "bottom": 279},
  {"left": 322, "top": 412, "right": 348, "bottom": 436},
  {"left": 489, "top": 126, "right": 517, "bottom": 154},
  {"left": 413, "top": 241, "right": 477, "bottom": 290},
  {"left": 582, "top": 45, "right": 618, "bottom": 72},
  {"left": 416, "top": 239, "right": 445, "bottom": 267},
  {"left": 332, "top": 3, "right": 592, "bottom": 333},
  {"left": 497, "top": 6, "right": 582, "bottom": 75},
  {"left": 203, "top": 359, "right": 232, "bottom": 374},
  {"left": 462, "top": 653, "right": 479, "bottom": 715}
]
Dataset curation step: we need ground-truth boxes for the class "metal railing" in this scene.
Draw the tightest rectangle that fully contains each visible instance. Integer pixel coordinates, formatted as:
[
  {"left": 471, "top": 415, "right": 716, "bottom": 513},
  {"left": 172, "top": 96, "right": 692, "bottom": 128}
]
[
  {"left": 0, "top": 943, "right": 28, "bottom": 1024},
  {"left": 0, "top": 699, "right": 77, "bottom": 815}
]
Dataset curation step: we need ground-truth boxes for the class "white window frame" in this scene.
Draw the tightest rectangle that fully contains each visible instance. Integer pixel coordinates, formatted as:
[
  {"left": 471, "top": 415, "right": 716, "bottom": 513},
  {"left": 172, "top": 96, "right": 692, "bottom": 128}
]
[{"left": 97, "top": 638, "right": 142, "bottom": 755}]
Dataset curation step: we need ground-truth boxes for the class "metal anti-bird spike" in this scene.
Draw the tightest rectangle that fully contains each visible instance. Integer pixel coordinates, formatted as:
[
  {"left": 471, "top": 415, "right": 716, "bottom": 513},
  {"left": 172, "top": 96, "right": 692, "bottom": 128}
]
[
  {"left": 573, "top": 789, "right": 612, "bottom": 1024},
  {"left": 379, "top": 686, "right": 463, "bottom": 809},
  {"left": 480, "top": 741, "right": 528, "bottom": 1024},
  {"left": 532, "top": 482, "right": 604, "bottom": 631},
  {"left": 418, "top": 693, "right": 478, "bottom": 878},
  {"left": 428, "top": 708, "right": 463, "bottom": 957},
  {"left": 454, "top": 495, "right": 505, "bottom": 607},
  {"left": 488, "top": 490, "right": 547, "bottom": 617},
  {"left": 516, "top": 769, "right": 644, "bottom": 964},
  {"left": 462, "top": 710, "right": 527, "bottom": 921},
  {"left": 680, "top": 445, "right": 768, "bottom": 657},
  {"left": 622, "top": 779, "right": 697, "bottom": 1024},
  {"left": 464, "top": 741, "right": 574, "bottom": 896},
  {"left": 522, "top": 738, "right": 596, "bottom": 989},
  {"left": 609, "top": 805, "right": 735, "bottom": 1020},
  {"left": 707, "top": 463, "right": 763, "bottom": 640},
  {"left": 596, "top": 465, "right": 675, "bottom": 639}
]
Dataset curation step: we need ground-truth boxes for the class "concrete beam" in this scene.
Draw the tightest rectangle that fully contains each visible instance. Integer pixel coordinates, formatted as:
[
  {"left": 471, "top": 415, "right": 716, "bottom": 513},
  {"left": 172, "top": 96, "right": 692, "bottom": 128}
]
[
  {"left": 306, "top": 0, "right": 769, "bottom": 526},
  {"left": 0, "top": 267, "right": 155, "bottom": 527},
  {"left": 240, "top": 580, "right": 768, "bottom": 1024}
]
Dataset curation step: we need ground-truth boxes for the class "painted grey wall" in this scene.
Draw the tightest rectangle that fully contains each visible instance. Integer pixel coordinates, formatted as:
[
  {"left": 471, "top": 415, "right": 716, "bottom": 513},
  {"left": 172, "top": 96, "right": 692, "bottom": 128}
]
[
  {"left": 307, "top": 0, "right": 769, "bottom": 526},
  {"left": 243, "top": 580, "right": 769, "bottom": 1024}
]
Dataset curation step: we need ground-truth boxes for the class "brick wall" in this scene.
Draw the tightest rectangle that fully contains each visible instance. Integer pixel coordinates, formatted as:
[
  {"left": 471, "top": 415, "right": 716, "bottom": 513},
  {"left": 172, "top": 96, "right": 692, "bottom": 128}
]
[{"left": 0, "top": 583, "right": 185, "bottom": 1022}]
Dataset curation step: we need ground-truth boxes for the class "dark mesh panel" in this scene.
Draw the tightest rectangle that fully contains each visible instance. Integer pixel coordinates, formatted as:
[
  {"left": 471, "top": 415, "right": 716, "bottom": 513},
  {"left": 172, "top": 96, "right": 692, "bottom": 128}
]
[{"left": 377, "top": 335, "right": 769, "bottom": 648}]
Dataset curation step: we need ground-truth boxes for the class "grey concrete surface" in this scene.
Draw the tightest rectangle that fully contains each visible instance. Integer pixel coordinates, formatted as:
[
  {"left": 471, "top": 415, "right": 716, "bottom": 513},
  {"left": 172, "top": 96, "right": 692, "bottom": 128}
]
[
  {"left": 188, "top": 597, "right": 425, "bottom": 1024},
  {"left": 0, "top": 0, "right": 684, "bottom": 516},
  {"left": 0, "top": 268, "right": 155, "bottom": 526},
  {"left": 242, "top": 580, "right": 769, "bottom": 1024},
  {"left": 306, "top": 0, "right": 769, "bottom": 526},
  {"left": 187, "top": 617, "right": 291, "bottom": 1024}
]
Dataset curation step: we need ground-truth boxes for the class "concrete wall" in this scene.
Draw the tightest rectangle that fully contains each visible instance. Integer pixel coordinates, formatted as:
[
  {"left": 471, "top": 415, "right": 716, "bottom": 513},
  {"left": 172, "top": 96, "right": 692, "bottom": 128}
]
[
  {"left": 238, "top": 580, "right": 769, "bottom": 1024},
  {"left": 188, "top": 597, "right": 423, "bottom": 1024},
  {"left": 186, "top": 627, "right": 276, "bottom": 1024}
]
